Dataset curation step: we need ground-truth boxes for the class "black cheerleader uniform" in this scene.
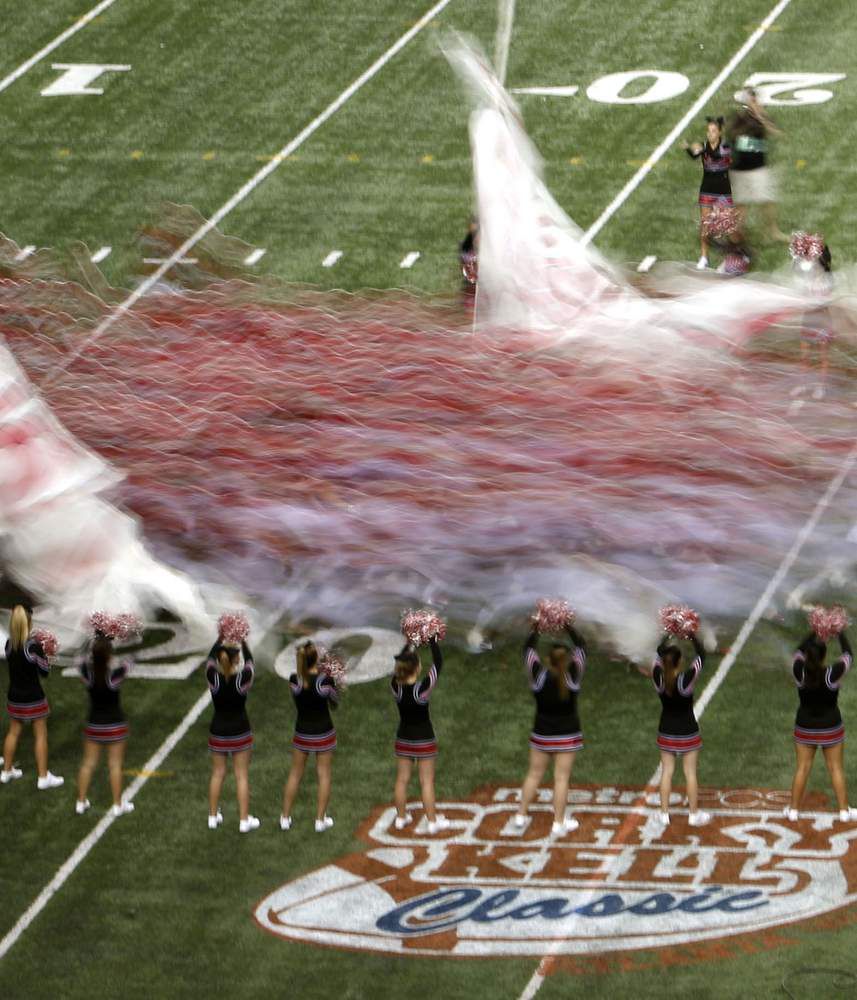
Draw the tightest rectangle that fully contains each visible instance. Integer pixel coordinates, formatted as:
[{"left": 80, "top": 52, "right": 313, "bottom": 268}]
[
  {"left": 205, "top": 642, "right": 255, "bottom": 754},
  {"left": 391, "top": 638, "right": 442, "bottom": 759},
  {"left": 652, "top": 635, "right": 705, "bottom": 754},
  {"left": 289, "top": 670, "right": 338, "bottom": 753},
  {"left": 5, "top": 638, "right": 51, "bottom": 721},
  {"left": 524, "top": 627, "right": 586, "bottom": 753},
  {"left": 686, "top": 140, "right": 732, "bottom": 206},
  {"left": 80, "top": 656, "right": 131, "bottom": 742},
  {"left": 792, "top": 632, "right": 852, "bottom": 747}
]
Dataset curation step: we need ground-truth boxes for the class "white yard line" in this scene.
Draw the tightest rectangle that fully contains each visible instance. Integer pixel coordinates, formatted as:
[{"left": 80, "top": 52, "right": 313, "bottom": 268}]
[
  {"left": 399, "top": 250, "right": 421, "bottom": 269},
  {"left": 43, "top": 0, "right": 455, "bottom": 387},
  {"left": 517, "top": 436, "right": 857, "bottom": 999},
  {"left": 90, "top": 246, "right": 112, "bottom": 264},
  {"left": 581, "top": 0, "right": 794, "bottom": 246},
  {"left": 494, "top": 0, "right": 516, "bottom": 86},
  {"left": 243, "top": 248, "right": 266, "bottom": 266},
  {"left": 0, "top": 0, "right": 120, "bottom": 96},
  {"left": 0, "top": 690, "right": 209, "bottom": 961}
]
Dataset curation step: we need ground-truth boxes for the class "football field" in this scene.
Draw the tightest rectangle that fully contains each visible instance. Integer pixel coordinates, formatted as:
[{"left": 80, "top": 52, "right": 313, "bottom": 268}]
[{"left": 2, "top": 2, "right": 857, "bottom": 998}]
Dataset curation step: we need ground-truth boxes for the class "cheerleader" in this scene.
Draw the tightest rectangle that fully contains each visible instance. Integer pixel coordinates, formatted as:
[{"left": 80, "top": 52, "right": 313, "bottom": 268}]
[
  {"left": 206, "top": 639, "right": 259, "bottom": 833},
  {"left": 514, "top": 623, "right": 586, "bottom": 836},
  {"left": 728, "top": 88, "right": 787, "bottom": 243},
  {"left": 390, "top": 638, "right": 449, "bottom": 834},
  {"left": 1, "top": 605, "right": 63, "bottom": 789},
  {"left": 785, "top": 628, "right": 854, "bottom": 821},
  {"left": 280, "top": 641, "right": 338, "bottom": 832},
  {"left": 680, "top": 116, "right": 732, "bottom": 269},
  {"left": 75, "top": 633, "right": 134, "bottom": 816},
  {"left": 652, "top": 632, "right": 710, "bottom": 826},
  {"left": 796, "top": 242, "right": 834, "bottom": 397}
]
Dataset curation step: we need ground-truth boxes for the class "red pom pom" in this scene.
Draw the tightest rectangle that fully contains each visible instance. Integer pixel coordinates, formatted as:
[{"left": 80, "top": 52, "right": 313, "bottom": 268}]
[
  {"left": 319, "top": 651, "right": 348, "bottom": 691},
  {"left": 400, "top": 608, "right": 447, "bottom": 646},
  {"left": 217, "top": 612, "right": 250, "bottom": 647},
  {"left": 88, "top": 612, "right": 142, "bottom": 641},
  {"left": 808, "top": 605, "right": 850, "bottom": 642},
  {"left": 532, "top": 598, "right": 575, "bottom": 634},
  {"left": 659, "top": 604, "right": 700, "bottom": 638},
  {"left": 701, "top": 205, "right": 740, "bottom": 240},
  {"left": 789, "top": 231, "right": 824, "bottom": 261},
  {"left": 31, "top": 628, "right": 58, "bottom": 659}
]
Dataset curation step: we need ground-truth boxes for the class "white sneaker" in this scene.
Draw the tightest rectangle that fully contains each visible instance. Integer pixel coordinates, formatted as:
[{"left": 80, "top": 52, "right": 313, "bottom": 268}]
[
  {"left": 75, "top": 799, "right": 91, "bottom": 815},
  {"left": 1, "top": 767, "right": 23, "bottom": 784},
  {"left": 37, "top": 772, "right": 64, "bottom": 790},
  {"left": 208, "top": 811, "right": 223, "bottom": 830},
  {"left": 239, "top": 815, "right": 261, "bottom": 834},
  {"left": 394, "top": 813, "right": 413, "bottom": 830},
  {"left": 512, "top": 812, "right": 528, "bottom": 829},
  {"left": 427, "top": 815, "right": 450, "bottom": 834},
  {"left": 279, "top": 815, "right": 292, "bottom": 831},
  {"left": 696, "top": 255, "right": 708, "bottom": 270},
  {"left": 688, "top": 810, "right": 711, "bottom": 827},
  {"left": 112, "top": 801, "right": 135, "bottom": 817},
  {"left": 782, "top": 807, "right": 799, "bottom": 822},
  {"left": 314, "top": 815, "right": 334, "bottom": 833},
  {"left": 839, "top": 807, "right": 857, "bottom": 822},
  {"left": 657, "top": 811, "right": 671, "bottom": 826}
]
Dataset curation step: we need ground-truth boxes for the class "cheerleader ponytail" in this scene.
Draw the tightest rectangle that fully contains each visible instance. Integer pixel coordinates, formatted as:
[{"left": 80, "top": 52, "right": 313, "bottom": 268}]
[
  {"left": 394, "top": 644, "right": 420, "bottom": 683},
  {"left": 296, "top": 641, "right": 318, "bottom": 689},
  {"left": 218, "top": 647, "right": 239, "bottom": 678},
  {"left": 661, "top": 646, "right": 683, "bottom": 695},
  {"left": 548, "top": 646, "right": 572, "bottom": 700},
  {"left": 92, "top": 634, "right": 113, "bottom": 685},
  {"left": 8, "top": 605, "right": 30, "bottom": 651}
]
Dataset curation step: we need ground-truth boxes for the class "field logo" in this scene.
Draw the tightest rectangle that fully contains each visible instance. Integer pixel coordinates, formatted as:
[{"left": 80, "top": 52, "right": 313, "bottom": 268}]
[{"left": 254, "top": 784, "right": 857, "bottom": 959}]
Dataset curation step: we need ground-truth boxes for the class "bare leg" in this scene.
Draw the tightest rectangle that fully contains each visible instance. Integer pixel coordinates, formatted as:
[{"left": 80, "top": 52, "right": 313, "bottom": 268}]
[
  {"left": 699, "top": 205, "right": 711, "bottom": 258},
  {"left": 32, "top": 718, "right": 49, "bottom": 778},
  {"left": 822, "top": 742, "right": 848, "bottom": 811},
  {"left": 2, "top": 719, "right": 23, "bottom": 770},
  {"left": 233, "top": 749, "right": 251, "bottom": 822},
  {"left": 107, "top": 742, "right": 126, "bottom": 806},
  {"left": 790, "top": 742, "right": 816, "bottom": 811},
  {"left": 552, "top": 752, "right": 575, "bottom": 824},
  {"left": 418, "top": 758, "right": 437, "bottom": 823},
  {"left": 519, "top": 747, "right": 549, "bottom": 815},
  {"left": 282, "top": 749, "right": 308, "bottom": 818},
  {"left": 659, "top": 751, "right": 676, "bottom": 813},
  {"left": 208, "top": 753, "right": 227, "bottom": 817},
  {"left": 394, "top": 757, "right": 413, "bottom": 818},
  {"left": 316, "top": 751, "right": 333, "bottom": 821},
  {"left": 680, "top": 749, "right": 700, "bottom": 812},
  {"left": 77, "top": 740, "right": 101, "bottom": 802},
  {"left": 762, "top": 201, "right": 787, "bottom": 243}
]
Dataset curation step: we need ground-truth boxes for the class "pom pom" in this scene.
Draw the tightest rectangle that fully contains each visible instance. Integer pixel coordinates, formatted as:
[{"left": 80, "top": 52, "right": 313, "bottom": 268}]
[
  {"left": 808, "top": 605, "right": 850, "bottom": 642},
  {"left": 88, "top": 612, "right": 142, "bottom": 641},
  {"left": 319, "top": 651, "right": 348, "bottom": 691},
  {"left": 217, "top": 612, "right": 250, "bottom": 647},
  {"left": 400, "top": 608, "right": 447, "bottom": 646},
  {"left": 789, "top": 231, "right": 824, "bottom": 262},
  {"left": 30, "top": 628, "right": 58, "bottom": 659},
  {"left": 701, "top": 204, "right": 739, "bottom": 240},
  {"left": 659, "top": 604, "right": 700, "bottom": 638},
  {"left": 531, "top": 598, "right": 575, "bottom": 634}
]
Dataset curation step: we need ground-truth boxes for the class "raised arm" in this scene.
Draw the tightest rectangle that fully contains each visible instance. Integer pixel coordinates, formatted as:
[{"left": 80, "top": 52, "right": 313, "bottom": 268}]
[
  {"left": 317, "top": 671, "right": 339, "bottom": 706},
  {"left": 828, "top": 631, "right": 853, "bottom": 689},
  {"left": 108, "top": 659, "right": 132, "bottom": 690},
  {"left": 566, "top": 624, "right": 586, "bottom": 682},
  {"left": 677, "top": 636, "right": 704, "bottom": 696},
  {"left": 25, "top": 638, "right": 50, "bottom": 677},
  {"left": 792, "top": 632, "right": 815, "bottom": 686},
  {"left": 415, "top": 638, "right": 442, "bottom": 703}
]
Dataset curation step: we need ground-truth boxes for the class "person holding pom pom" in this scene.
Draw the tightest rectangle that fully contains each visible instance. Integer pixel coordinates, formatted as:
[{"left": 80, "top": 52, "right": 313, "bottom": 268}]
[
  {"left": 206, "top": 617, "right": 258, "bottom": 834},
  {"left": 280, "top": 641, "right": 339, "bottom": 833},
  {"left": 785, "top": 608, "right": 854, "bottom": 822},
  {"left": 514, "top": 600, "right": 586, "bottom": 837},
  {"left": 651, "top": 607, "right": 709, "bottom": 827},
  {"left": 390, "top": 626, "right": 448, "bottom": 835},
  {"left": 1, "top": 605, "right": 63, "bottom": 789},
  {"left": 75, "top": 621, "right": 135, "bottom": 817}
]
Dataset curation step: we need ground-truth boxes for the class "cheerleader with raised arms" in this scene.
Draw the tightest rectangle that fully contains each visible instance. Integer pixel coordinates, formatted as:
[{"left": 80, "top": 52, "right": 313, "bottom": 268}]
[
  {"left": 785, "top": 607, "right": 854, "bottom": 821},
  {"left": 514, "top": 600, "right": 585, "bottom": 836},
  {"left": 206, "top": 613, "right": 258, "bottom": 833},
  {"left": 280, "top": 641, "right": 339, "bottom": 833},
  {"left": 651, "top": 606, "right": 710, "bottom": 826},
  {"left": 390, "top": 615, "right": 449, "bottom": 834}
]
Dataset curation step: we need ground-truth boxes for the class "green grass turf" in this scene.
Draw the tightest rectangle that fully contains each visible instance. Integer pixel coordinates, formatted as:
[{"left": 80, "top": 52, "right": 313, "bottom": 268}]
[{"left": 2, "top": 1, "right": 857, "bottom": 997}]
